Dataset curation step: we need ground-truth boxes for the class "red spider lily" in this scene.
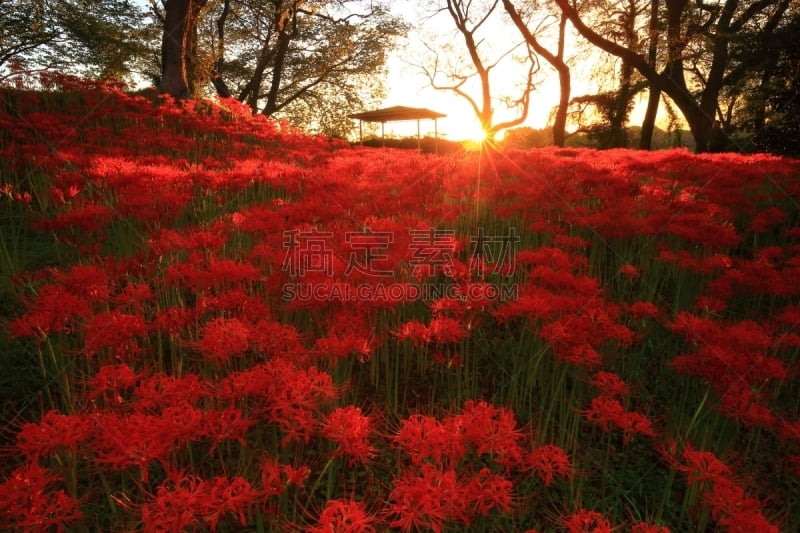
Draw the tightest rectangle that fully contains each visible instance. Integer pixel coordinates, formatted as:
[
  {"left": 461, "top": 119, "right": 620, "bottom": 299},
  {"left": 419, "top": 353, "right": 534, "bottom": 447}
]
[
  {"left": 459, "top": 400, "right": 526, "bottom": 469},
  {"left": 0, "top": 463, "right": 83, "bottom": 532},
  {"left": 562, "top": 508, "right": 613, "bottom": 533},
  {"left": 718, "top": 383, "right": 779, "bottom": 429},
  {"left": 133, "top": 372, "right": 209, "bottom": 411},
  {"left": 703, "top": 478, "right": 778, "bottom": 532},
  {"left": 590, "top": 371, "right": 629, "bottom": 399},
  {"left": 201, "top": 476, "right": 259, "bottom": 531},
  {"left": 394, "top": 320, "right": 433, "bottom": 347},
  {"left": 465, "top": 467, "right": 514, "bottom": 516},
  {"left": 259, "top": 455, "right": 310, "bottom": 501},
  {"left": 82, "top": 309, "right": 147, "bottom": 359},
  {"left": 16, "top": 410, "right": 92, "bottom": 460},
  {"left": 201, "top": 407, "right": 254, "bottom": 452},
  {"left": 307, "top": 498, "right": 377, "bottom": 533},
  {"left": 428, "top": 316, "right": 469, "bottom": 344},
  {"left": 385, "top": 463, "right": 468, "bottom": 533},
  {"left": 582, "top": 396, "right": 626, "bottom": 433},
  {"left": 217, "top": 359, "right": 337, "bottom": 444},
  {"left": 619, "top": 263, "right": 640, "bottom": 280},
  {"left": 88, "top": 412, "right": 180, "bottom": 482},
  {"left": 614, "top": 411, "right": 658, "bottom": 444},
  {"left": 526, "top": 444, "right": 572, "bottom": 486},
  {"left": 676, "top": 445, "right": 731, "bottom": 486},
  {"left": 194, "top": 316, "right": 252, "bottom": 365},
  {"left": 87, "top": 363, "right": 139, "bottom": 402},
  {"left": 141, "top": 475, "right": 206, "bottom": 533},
  {"left": 583, "top": 396, "right": 660, "bottom": 443},
  {"left": 393, "top": 414, "right": 466, "bottom": 467},
  {"left": 320, "top": 406, "right": 376, "bottom": 465},
  {"left": 627, "top": 301, "right": 660, "bottom": 320},
  {"left": 8, "top": 284, "right": 92, "bottom": 339}
]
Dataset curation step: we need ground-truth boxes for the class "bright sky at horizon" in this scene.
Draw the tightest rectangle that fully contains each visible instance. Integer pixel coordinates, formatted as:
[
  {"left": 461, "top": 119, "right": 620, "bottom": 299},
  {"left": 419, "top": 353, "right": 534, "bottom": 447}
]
[{"left": 377, "top": 2, "right": 672, "bottom": 143}]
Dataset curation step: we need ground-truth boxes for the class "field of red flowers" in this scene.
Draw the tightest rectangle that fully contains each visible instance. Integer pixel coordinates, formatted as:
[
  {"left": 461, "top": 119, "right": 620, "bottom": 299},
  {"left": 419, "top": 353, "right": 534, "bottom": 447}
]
[{"left": 1, "top": 74, "right": 799, "bottom": 532}]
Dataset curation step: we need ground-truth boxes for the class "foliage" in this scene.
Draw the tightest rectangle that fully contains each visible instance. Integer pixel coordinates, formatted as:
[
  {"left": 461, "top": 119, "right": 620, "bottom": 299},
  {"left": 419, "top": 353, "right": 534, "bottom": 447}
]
[
  {"left": 2, "top": 76, "right": 800, "bottom": 532},
  {"left": 0, "top": 0, "right": 155, "bottom": 84},
  {"left": 193, "top": 0, "right": 406, "bottom": 137}
]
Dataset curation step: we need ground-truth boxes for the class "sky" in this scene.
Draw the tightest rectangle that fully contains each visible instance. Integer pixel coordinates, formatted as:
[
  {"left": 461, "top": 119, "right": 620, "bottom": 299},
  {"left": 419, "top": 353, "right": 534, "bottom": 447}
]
[{"left": 375, "top": 2, "right": 671, "bottom": 142}]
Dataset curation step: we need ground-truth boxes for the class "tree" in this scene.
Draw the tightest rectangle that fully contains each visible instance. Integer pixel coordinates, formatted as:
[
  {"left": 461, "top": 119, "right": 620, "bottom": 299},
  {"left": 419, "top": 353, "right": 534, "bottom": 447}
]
[
  {"left": 724, "top": 1, "right": 798, "bottom": 155},
  {"left": 0, "top": 1, "right": 152, "bottom": 84},
  {"left": 553, "top": 0, "right": 793, "bottom": 152},
  {"left": 502, "top": 0, "right": 571, "bottom": 147},
  {"left": 159, "top": 0, "right": 209, "bottom": 98},
  {"left": 420, "top": 0, "right": 536, "bottom": 140},
  {"left": 189, "top": 1, "right": 403, "bottom": 136}
]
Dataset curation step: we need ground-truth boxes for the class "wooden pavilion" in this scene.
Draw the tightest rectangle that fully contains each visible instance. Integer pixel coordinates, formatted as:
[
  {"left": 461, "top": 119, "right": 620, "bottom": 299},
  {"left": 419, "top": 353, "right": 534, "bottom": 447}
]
[{"left": 348, "top": 105, "right": 446, "bottom": 150}]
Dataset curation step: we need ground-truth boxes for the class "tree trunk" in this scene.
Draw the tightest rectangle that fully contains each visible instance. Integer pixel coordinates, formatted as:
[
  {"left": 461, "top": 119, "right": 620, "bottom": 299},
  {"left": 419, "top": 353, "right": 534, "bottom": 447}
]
[
  {"left": 503, "top": 0, "right": 571, "bottom": 147},
  {"left": 212, "top": 0, "right": 232, "bottom": 98},
  {"left": 640, "top": 86, "right": 661, "bottom": 148},
  {"left": 159, "top": 0, "right": 192, "bottom": 98},
  {"left": 159, "top": 0, "right": 207, "bottom": 98},
  {"left": 263, "top": 22, "right": 294, "bottom": 116},
  {"left": 639, "top": 0, "right": 660, "bottom": 149}
]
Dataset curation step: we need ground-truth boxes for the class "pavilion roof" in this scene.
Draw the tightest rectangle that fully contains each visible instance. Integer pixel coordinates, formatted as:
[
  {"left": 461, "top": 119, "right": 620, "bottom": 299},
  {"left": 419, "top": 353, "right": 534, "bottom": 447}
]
[{"left": 348, "top": 105, "right": 446, "bottom": 123}]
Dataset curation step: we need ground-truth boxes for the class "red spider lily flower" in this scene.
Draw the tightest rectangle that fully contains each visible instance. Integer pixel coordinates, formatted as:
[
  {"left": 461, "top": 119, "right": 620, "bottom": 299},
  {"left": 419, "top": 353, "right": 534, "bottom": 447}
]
[
  {"left": 428, "top": 316, "right": 469, "bottom": 344},
  {"left": 51, "top": 264, "right": 111, "bottom": 302},
  {"left": 308, "top": 498, "right": 377, "bottom": 533},
  {"left": 721, "top": 389, "right": 779, "bottom": 430},
  {"left": 281, "top": 462, "right": 311, "bottom": 489},
  {"left": 393, "top": 414, "right": 466, "bottom": 466},
  {"left": 8, "top": 284, "right": 92, "bottom": 339},
  {"left": 261, "top": 456, "right": 285, "bottom": 499},
  {"left": 194, "top": 316, "right": 252, "bottom": 365},
  {"left": 133, "top": 372, "right": 209, "bottom": 411},
  {"left": 87, "top": 363, "right": 138, "bottom": 402},
  {"left": 394, "top": 320, "right": 432, "bottom": 347},
  {"left": 82, "top": 309, "right": 147, "bottom": 359},
  {"left": 260, "top": 455, "right": 311, "bottom": 500},
  {"left": 161, "top": 401, "right": 205, "bottom": 445},
  {"left": 619, "top": 263, "right": 640, "bottom": 280},
  {"left": 677, "top": 446, "right": 731, "bottom": 486},
  {"left": 88, "top": 412, "right": 178, "bottom": 482},
  {"left": 466, "top": 467, "right": 514, "bottom": 516},
  {"left": 151, "top": 305, "right": 197, "bottom": 336},
  {"left": 582, "top": 396, "right": 626, "bottom": 433},
  {"left": 615, "top": 411, "right": 658, "bottom": 444},
  {"left": 320, "top": 406, "right": 376, "bottom": 465},
  {"left": 142, "top": 475, "right": 206, "bottom": 533},
  {"left": 201, "top": 476, "right": 258, "bottom": 531},
  {"left": 527, "top": 444, "right": 572, "bottom": 486},
  {"left": 201, "top": 407, "right": 254, "bottom": 452},
  {"left": 627, "top": 301, "right": 660, "bottom": 320},
  {"left": 590, "top": 371, "right": 629, "bottom": 399},
  {"left": 386, "top": 463, "right": 467, "bottom": 533},
  {"left": 0, "top": 463, "right": 83, "bottom": 532},
  {"left": 704, "top": 478, "right": 778, "bottom": 532},
  {"left": 562, "top": 508, "right": 613, "bottom": 533},
  {"left": 553, "top": 343, "right": 603, "bottom": 370},
  {"left": 16, "top": 410, "right": 92, "bottom": 460},
  {"left": 459, "top": 400, "right": 526, "bottom": 469}
]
